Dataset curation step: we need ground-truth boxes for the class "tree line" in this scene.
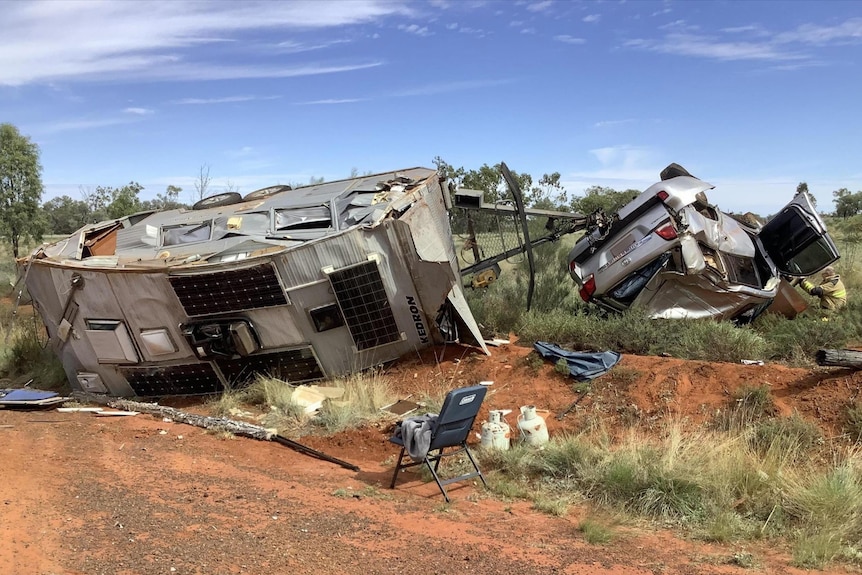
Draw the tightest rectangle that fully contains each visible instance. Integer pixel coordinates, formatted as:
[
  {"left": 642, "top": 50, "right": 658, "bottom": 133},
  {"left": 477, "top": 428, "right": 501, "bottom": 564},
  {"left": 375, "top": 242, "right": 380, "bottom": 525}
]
[{"left": 3, "top": 122, "right": 862, "bottom": 258}]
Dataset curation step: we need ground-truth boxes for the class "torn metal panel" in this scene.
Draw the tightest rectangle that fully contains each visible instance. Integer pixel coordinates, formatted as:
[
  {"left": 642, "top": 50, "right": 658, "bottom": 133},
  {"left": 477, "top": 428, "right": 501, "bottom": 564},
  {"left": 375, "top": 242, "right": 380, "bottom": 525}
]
[
  {"left": 683, "top": 208, "right": 755, "bottom": 258},
  {"left": 23, "top": 167, "right": 489, "bottom": 397}
]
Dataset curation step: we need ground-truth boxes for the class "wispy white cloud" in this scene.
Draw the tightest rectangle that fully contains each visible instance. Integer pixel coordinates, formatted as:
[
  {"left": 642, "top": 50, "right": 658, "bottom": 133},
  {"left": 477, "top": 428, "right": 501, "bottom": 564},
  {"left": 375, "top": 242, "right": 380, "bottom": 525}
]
[
  {"left": 447, "top": 23, "right": 487, "bottom": 37},
  {"left": 273, "top": 39, "right": 352, "bottom": 54},
  {"left": 624, "top": 34, "right": 805, "bottom": 62},
  {"left": 594, "top": 119, "right": 636, "bottom": 128},
  {"left": 559, "top": 146, "right": 661, "bottom": 195},
  {"left": 458, "top": 26, "right": 487, "bottom": 37},
  {"left": 123, "top": 107, "right": 154, "bottom": 115},
  {"left": 398, "top": 23, "right": 432, "bottom": 36},
  {"left": 629, "top": 17, "right": 862, "bottom": 64},
  {"left": 582, "top": 14, "right": 601, "bottom": 24},
  {"left": 521, "top": 28, "right": 537, "bottom": 35},
  {"left": 389, "top": 78, "right": 513, "bottom": 98},
  {"left": 221, "top": 147, "right": 275, "bottom": 172},
  {"left": 153, "top": 61, "right": 384, "bottom": 82},
  {"left": 554, "top": 35, "right": 586, "bottom": 45},
  {"left": 721, "top": 24, "right": 768, "bottom": 36},
  {"left": 226, "top": 146, "right": 256, "bottom": 159},
  {"left": 658, "top": 19, "right": 697, "bottom": 32},
  {"left": 526, "top": 1, "right": 553, "bottom": 13},
  {"left": 172, "top": 95, "right": 282, "bottom": 105},
  {"left": 293, "top": 78, "right": 510, "bottom": 106},
  {"left": 295, "top": 98, "right": 365, "bottom": 105},
  {"left": 775, "top": 18, "right": 862, "bottom": 46},
  {"left": 35, "top": 116, "right": 142, "bottom": 134},
  {"left": 0, "top": 0, "right": 411, "bottom": 86}
]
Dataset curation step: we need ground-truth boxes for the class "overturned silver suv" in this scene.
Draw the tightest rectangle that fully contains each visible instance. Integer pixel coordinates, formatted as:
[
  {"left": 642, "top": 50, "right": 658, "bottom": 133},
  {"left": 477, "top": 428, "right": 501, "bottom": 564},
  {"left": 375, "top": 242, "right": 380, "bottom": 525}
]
[{"left": 567, "top": 164, "right": 840, "bottom": 322}]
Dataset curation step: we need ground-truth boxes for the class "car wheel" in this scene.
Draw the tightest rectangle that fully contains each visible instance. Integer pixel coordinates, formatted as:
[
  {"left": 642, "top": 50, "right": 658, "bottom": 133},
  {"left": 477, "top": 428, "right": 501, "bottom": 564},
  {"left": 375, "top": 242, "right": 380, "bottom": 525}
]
[
  {"left": 192, "top": 192, "right": 242, "bottom": 210},
  {"left": 243, "top": 185, "right": 292, "bottom": 202}
]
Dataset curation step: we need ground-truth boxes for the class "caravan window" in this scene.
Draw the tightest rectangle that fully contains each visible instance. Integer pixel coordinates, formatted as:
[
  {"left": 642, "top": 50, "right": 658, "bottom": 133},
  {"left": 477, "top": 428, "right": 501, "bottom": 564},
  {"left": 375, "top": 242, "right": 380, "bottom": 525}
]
[
  {"left": 84, "top": 320, "right": 139, "bottom": 363},
  {"left": 273, "top": 207, "right": 332, "bottom": 231},
  {"left": 161, "top": 221, "right": 213, "bottom": 246},
  {"left": 309, "top": 304, "right": 345, "bottom": 333}
]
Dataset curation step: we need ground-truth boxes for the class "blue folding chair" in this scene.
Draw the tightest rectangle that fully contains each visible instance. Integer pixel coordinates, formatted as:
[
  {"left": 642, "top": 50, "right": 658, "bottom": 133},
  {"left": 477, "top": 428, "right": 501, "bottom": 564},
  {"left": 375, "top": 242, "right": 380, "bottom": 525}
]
[{"left": 389, "top": 385, "right": 488, "bottom": 502}]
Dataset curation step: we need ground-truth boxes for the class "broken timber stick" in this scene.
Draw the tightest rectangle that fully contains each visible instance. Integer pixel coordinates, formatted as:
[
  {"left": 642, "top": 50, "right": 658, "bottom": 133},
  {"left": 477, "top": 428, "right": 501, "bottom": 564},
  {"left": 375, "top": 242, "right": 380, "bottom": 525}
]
[
  {"left": 816, "top": 349, "right": 862, "bottom": 370},
  {"left": 109, "top": 399, "right": 360, "bottom": 472},
  {"left": 556, "top": 388, "right": 590, "bottom": 421}
]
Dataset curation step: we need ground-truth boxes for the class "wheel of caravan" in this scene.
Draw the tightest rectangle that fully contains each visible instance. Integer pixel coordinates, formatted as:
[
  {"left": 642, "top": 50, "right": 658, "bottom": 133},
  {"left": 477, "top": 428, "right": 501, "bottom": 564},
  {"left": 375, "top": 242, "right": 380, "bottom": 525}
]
[
  {"left": 243, "top": 185, "right": 292, "bottom": 202},
  {"left": 192, "top": 192, "right": 242, "bottom": 210}
]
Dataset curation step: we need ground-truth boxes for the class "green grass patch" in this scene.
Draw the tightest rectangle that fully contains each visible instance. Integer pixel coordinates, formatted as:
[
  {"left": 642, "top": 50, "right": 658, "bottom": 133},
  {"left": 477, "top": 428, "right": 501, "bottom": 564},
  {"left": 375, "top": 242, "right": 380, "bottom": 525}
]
[
  {"left": 578, "top": 516, "right": 615, "bottom": 544},
  {"left": 474, "top": 419, "right": 862, "bottom": 570}
]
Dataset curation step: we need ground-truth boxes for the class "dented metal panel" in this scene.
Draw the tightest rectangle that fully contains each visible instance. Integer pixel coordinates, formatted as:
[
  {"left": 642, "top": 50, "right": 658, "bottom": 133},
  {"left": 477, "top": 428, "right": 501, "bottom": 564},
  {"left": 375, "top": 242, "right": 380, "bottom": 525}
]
[{"left": 23, "top": 167, "right": 489, "bottom": 397}]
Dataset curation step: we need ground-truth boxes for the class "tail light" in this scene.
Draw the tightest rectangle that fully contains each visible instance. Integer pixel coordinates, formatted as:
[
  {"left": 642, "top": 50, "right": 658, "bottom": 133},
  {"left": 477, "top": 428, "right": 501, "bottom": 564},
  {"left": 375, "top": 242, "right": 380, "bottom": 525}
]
[
  {"left": 579, "top": 275, "right": 596, "bottom": 302},
  {"left": 656, "top": 190, "right": 669, "bottom": 201},
  {"left": 655, "top": 223, "right": 677, "bottom": 240}
]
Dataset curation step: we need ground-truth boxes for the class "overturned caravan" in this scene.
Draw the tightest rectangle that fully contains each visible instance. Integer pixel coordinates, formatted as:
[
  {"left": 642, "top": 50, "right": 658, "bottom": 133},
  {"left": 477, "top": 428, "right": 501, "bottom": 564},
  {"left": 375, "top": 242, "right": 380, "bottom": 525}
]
[{"left": 22, "top": 168, "right": 488, "bottom": 397}]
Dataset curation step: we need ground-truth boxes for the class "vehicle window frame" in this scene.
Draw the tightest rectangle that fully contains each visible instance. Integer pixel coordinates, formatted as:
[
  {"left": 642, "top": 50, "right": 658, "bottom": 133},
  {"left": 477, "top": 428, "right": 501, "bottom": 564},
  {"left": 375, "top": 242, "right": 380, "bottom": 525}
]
[{"left": 759, "top": 205, "right": 839, "bottom": 276}]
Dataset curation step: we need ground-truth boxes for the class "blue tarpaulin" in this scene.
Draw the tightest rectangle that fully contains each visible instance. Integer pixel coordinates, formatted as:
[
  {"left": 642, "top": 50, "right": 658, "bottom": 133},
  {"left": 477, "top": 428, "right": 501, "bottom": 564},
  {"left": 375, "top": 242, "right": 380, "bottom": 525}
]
[{"left": 533, "top": 342, "right": 622, "bottom": 381}]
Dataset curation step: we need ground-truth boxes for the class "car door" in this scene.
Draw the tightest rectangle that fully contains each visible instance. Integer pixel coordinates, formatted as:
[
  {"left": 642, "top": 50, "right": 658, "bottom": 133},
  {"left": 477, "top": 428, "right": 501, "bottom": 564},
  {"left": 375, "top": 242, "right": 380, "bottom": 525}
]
[{"left": 757, "top": 191, "right": 840, "bottom": 276}]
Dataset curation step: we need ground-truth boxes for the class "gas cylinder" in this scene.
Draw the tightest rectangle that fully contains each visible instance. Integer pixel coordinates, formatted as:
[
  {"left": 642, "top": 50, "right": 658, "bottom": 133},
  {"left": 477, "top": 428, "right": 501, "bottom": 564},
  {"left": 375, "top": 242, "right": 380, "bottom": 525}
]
[
  {"left": 517, "top": 405, "right": 549, "bottom": 446},
  {"left": 480, "top": 410, "right": 511, "bottom": 450}
]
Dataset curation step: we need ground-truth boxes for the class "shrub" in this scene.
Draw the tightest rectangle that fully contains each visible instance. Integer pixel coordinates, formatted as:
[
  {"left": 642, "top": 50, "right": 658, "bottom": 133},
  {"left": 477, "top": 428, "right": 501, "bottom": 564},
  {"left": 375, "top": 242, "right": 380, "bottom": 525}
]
[
  {"left": 0, "top": 314, "right": 67, "bottom": 391},
  {"left": 314, "top": 369, "right": 395, "bottom": 432},
  {"left": 578, "top": 517, "right": 615, "bottom": 544},
  {"left": 749, "top": 414, "right": 822, "bottom": 458},
  {"left": 845, "top": 402, "right": 862, "bottom": 441},
  {"left": 712, "top": 384, "right": 774, "bottom": 432},
  {"left": 753, "top": 310, "right": 858, "bottom": 365}
]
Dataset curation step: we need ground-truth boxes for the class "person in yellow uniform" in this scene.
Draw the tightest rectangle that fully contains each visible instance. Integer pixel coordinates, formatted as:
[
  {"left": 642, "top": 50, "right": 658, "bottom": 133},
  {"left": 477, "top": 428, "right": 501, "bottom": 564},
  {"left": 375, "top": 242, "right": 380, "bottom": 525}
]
[{"left": 799, "top": 266, "right": 847, "bottom": 311}]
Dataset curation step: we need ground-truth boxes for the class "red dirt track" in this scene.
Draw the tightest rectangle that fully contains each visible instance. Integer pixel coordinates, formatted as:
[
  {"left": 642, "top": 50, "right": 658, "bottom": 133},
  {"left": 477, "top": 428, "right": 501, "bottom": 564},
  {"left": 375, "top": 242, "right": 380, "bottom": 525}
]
[{"left": 2, "top": 340, "right": 858, "bottom": 575}]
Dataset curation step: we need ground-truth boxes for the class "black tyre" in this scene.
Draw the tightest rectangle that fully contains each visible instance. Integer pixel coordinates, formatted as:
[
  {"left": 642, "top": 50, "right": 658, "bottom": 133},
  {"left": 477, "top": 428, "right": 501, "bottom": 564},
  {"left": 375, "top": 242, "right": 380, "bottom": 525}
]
[
  {"left": 192, "top": 192, "right": 242, "bottom": 210},
  {"left": 243, "top": 185, "right": 292, "bottom": 202}
]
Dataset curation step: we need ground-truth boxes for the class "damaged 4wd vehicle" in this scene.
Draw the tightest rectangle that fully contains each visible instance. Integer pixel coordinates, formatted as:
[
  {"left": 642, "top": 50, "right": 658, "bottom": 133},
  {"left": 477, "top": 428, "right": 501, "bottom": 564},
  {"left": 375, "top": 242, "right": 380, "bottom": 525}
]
[{"left": 567, "top": 164, "right": 840, "bottom": 322}]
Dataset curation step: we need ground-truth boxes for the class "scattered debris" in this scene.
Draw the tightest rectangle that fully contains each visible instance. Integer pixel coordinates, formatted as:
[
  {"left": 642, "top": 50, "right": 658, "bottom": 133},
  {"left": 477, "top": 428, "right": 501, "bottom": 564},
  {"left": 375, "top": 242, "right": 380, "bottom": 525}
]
[
  {"left": 93, "top": 410, "right": 139, "bottom": 417},
  {"left": 291, "top": 386, "right": 329, "bottom": 414},
  {"left": 0, "top": 389, "right": 70, "bottom": 409},
  {"left": 108, "top": 399, "right": 359, "bottom": 471},
  {"left": 478, "top": 380, "right": 494, "bottom": 386},
  {"left": 741, "top": 359, "right": 765, "bottom": 366},
  {"left": 484, "top": 339, "right": 511, "bottom": 347},
  {"left": 556, "top": 388, "right": 591, "bottom": 421},
  {"left": 382, "top": 399, "right": 419, "bottom": 417},
  {"left": 57, "top": 407, "right": 104, "bottom": 413}
]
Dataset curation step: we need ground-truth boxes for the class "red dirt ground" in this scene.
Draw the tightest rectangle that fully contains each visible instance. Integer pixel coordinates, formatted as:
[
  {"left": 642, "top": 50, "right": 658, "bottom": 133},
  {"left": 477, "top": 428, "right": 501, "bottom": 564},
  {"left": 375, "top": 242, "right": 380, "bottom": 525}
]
[{"left": 3, "top": 339, "right": 861, "bottom": 575}]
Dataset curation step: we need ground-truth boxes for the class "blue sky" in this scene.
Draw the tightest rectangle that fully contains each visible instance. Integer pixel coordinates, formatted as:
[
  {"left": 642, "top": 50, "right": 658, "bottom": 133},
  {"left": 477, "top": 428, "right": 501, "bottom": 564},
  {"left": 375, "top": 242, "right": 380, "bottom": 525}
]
[{"left": 2, "top": 0, "right": 861, "bottom": 216}]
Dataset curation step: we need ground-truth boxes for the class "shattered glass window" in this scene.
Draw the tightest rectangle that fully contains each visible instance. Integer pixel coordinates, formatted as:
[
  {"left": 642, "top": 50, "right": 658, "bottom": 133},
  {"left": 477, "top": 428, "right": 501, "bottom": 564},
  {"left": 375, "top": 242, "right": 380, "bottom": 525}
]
[
  {"left": 309, "top": 304, "right": 345, "bottom": 333},
  {"left": 609, "top": 253, "right": 671, "bottom": 305},
  {"left": 162, "top": 221, "right": 213, "bottom": 246},
  {"left": 274, "top": 207, "right": 332, "bottom": 231}
]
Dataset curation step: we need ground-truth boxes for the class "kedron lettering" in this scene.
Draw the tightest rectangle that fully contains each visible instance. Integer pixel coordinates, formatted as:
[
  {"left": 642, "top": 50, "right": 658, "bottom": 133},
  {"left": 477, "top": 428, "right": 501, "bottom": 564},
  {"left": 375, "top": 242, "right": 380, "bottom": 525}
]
[{"left": 406, "top": 296, "right": 429, "bottom": 343}]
